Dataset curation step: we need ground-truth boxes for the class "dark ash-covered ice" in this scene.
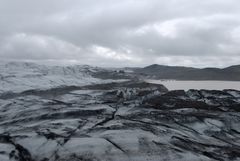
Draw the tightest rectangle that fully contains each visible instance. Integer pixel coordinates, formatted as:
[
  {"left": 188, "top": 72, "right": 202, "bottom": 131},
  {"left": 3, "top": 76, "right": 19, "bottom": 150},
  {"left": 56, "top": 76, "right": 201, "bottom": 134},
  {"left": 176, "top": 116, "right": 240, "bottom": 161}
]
[{"left": 1, "top": 79, "right": 240, "bottom": 161}]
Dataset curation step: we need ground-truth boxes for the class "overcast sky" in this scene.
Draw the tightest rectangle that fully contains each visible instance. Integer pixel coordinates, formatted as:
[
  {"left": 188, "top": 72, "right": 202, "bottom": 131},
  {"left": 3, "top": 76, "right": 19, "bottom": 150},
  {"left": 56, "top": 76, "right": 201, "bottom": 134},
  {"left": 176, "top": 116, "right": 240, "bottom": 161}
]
[{"left": 0, "top": 0, "right": 240, "bottom": 67}]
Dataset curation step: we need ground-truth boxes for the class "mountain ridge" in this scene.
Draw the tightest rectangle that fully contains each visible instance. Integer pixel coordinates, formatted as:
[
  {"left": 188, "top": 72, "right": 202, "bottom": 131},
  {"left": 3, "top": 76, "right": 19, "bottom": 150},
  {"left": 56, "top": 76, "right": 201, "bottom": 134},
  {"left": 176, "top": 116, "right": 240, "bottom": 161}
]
[{"left": 133, "top": 64, "right": 240, "bottom": 81}]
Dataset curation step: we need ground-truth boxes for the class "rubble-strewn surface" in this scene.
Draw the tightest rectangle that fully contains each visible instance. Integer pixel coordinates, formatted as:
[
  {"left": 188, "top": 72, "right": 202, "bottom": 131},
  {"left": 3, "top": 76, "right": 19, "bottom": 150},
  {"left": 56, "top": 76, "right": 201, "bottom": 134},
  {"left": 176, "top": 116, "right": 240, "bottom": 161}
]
[{"left": 0, "top": 79, "right": 240, "bottom": 161}]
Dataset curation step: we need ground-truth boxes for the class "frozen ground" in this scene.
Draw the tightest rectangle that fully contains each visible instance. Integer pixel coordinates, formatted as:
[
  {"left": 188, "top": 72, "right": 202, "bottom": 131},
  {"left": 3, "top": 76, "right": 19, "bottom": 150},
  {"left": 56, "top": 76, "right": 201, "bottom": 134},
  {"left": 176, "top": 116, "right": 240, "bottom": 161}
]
[{"left": 0, "top": 62, "right": 240, "bottom": 161}]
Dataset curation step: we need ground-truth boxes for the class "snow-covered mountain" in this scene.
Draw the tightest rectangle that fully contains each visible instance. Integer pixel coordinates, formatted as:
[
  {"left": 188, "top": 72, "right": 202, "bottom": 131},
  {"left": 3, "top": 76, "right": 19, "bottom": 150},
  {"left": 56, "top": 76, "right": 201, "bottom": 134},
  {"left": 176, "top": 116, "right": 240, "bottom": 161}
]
[{"left": 0, "top": 62, "right": 103, "bottom": 93}]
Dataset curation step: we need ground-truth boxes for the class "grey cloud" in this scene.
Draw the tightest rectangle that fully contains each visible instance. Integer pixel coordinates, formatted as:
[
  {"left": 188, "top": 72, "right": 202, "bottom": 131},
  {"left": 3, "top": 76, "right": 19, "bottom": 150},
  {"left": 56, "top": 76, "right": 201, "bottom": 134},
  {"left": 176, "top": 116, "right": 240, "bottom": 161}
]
[{"left": 0, "top": 0, "right": 240, "bottom": 67}]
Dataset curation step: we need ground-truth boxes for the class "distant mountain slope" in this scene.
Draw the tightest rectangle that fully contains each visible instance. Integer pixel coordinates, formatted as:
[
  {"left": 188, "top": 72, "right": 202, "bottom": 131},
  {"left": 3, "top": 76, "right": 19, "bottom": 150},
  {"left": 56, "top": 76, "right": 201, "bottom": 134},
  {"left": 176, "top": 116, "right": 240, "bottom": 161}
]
[{"left": 134, "top": 64, "right": 240, "bottom": 81}]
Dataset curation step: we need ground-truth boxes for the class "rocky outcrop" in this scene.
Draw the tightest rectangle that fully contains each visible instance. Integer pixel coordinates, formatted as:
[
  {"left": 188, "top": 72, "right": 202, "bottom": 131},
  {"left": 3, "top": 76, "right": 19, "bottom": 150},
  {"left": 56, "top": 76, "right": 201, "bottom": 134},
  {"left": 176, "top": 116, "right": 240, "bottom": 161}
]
[{"left": 0, "top": 81, "right": 240, "bottom": 161}]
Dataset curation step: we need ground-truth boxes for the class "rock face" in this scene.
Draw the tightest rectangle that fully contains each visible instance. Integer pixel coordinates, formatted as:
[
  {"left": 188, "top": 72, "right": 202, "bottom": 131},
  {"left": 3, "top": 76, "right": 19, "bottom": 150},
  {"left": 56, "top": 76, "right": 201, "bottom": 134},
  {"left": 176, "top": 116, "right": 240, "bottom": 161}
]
[{"left": 0, "top": 79, "right": 240, "bottom": 161}]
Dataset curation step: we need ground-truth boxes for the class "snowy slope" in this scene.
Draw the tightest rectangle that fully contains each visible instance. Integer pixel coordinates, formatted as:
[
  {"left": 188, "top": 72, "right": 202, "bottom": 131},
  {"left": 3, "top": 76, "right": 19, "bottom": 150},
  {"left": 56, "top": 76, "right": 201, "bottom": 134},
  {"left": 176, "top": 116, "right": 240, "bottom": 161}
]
[{"left": 0, "top": 62, "right": 103, "bottom": 93}]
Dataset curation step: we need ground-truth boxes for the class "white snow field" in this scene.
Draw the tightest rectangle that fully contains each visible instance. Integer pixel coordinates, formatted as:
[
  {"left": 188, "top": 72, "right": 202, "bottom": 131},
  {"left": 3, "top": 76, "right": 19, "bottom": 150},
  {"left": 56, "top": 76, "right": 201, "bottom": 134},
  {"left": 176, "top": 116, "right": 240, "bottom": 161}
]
[{"left": 0, "top": 62, "right": 107, "bottom": 93}]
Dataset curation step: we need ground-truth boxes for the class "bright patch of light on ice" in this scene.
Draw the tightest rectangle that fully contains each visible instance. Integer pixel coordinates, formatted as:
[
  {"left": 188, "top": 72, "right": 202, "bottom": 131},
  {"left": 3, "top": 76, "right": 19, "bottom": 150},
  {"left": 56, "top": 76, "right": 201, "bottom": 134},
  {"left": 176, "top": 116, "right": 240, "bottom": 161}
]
[{"left": 146, "top": 80, "right": 240, "bottom": 90}]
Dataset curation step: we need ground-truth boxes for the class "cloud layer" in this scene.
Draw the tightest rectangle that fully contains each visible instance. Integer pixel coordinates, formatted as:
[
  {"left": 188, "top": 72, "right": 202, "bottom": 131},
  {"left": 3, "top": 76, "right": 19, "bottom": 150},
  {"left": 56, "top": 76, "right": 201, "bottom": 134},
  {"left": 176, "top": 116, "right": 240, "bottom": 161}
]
[{"left": 0, "top": 0, "right": 240, "bottom": 67}]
